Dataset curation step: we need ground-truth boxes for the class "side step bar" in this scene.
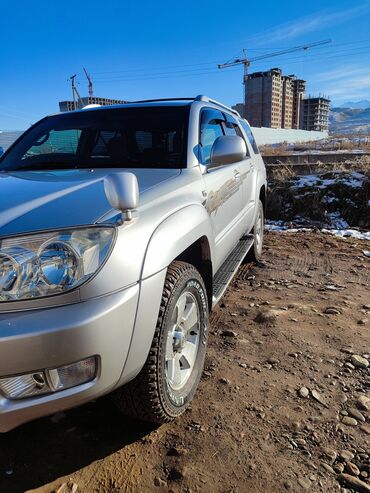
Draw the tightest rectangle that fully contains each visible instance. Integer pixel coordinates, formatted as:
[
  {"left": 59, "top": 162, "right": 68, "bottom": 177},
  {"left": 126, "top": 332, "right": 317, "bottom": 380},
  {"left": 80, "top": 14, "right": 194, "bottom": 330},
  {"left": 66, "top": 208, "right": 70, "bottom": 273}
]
[{"left": 212, "top": 234, "right": 254, "bottom": 306}]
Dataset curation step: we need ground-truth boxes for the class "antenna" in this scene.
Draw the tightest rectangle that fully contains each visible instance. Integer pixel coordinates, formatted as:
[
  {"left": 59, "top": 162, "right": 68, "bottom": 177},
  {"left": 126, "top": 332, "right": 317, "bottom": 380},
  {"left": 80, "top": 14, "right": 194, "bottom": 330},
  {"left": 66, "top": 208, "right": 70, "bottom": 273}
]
[{"left": 83, "top": 67, "right": 94, "bottom": 98}]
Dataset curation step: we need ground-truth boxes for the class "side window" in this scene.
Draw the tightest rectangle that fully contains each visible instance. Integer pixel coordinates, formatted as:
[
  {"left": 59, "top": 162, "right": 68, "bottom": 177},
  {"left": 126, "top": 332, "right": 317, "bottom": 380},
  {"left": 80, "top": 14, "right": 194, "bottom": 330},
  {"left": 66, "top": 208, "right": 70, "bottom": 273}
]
[
  {"left": 239, "top": 120, "right": 259, "bottom": 154},
  {"left": 199, "top": 109, "right": 225, "bottom": 164}
]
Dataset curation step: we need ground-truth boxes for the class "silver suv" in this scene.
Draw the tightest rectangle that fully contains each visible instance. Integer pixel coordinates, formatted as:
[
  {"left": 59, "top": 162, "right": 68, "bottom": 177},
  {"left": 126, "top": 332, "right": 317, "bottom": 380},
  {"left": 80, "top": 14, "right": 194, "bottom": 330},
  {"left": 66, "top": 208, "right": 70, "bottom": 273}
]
[{"left": 0, "top": 95, "right": 266, "bottom": 431}]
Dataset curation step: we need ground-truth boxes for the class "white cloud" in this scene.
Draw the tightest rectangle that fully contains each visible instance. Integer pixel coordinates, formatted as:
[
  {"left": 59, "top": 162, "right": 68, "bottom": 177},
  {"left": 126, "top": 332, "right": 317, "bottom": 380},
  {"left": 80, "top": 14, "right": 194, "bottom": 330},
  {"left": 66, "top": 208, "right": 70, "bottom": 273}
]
[
  {"left": 247, "top": 3, "right": 370, "bottom": 46},
  {"left": 311, "top": 64, "right": 370, "bottom": 103}
]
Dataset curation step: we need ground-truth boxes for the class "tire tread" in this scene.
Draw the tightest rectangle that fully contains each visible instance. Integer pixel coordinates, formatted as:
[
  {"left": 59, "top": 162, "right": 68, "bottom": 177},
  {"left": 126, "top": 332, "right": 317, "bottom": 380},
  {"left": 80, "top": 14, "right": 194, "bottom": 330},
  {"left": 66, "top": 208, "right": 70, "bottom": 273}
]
[{"left": 114, "top": 261, "right": 204, "bottom": 423}]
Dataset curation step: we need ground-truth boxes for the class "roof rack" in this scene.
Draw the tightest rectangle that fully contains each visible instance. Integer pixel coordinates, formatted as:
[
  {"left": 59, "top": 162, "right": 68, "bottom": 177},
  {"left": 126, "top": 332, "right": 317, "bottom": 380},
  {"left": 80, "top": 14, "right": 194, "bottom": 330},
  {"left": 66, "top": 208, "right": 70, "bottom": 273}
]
[
  {"left": 128, "top": 95, "right": 241, "bottom": 117},
  {"left": 194, "top": 95, "right": 241, "bottom": 117},
  {"left": 129, "top": 98, "right": 195, "bottom": 103}
]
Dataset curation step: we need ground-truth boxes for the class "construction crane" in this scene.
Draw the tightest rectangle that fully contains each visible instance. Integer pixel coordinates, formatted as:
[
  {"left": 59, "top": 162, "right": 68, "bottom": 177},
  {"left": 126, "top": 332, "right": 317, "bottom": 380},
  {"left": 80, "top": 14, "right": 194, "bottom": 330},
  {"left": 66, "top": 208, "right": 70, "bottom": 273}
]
[
  {"left": 83, "top": 67, "right": 94, "bottom": 98},
  {"left": 218, "top": 39, "right": 332, "bottom": 109}
]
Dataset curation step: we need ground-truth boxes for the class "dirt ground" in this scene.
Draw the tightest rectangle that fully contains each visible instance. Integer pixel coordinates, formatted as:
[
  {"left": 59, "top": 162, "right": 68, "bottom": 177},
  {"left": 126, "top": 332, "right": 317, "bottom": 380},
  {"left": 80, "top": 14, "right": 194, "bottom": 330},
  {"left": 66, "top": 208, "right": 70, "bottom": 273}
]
[{"left": 0, "top": 231, "right": 369, "bottom": 493}]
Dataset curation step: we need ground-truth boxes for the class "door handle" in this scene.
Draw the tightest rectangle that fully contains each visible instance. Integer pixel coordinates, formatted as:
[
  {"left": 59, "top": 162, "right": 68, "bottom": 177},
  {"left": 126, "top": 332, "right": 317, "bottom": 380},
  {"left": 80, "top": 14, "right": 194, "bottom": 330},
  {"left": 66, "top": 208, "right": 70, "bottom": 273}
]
[{"left": 233, "top": 170, "right": 241, "bottom": 180}]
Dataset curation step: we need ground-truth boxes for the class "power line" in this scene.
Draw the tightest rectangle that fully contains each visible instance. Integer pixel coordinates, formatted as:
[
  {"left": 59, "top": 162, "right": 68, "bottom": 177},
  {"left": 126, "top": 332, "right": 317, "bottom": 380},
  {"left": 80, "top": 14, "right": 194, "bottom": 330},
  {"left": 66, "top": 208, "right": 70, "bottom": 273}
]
[
  {"left": 91, "top": 46, "right": 370, "bottom": 84},
  {"left": 83, "top": 38, "right": 370, "bottom": 79},
  {"left": 87, "top": 42, "right": 370, "bottom": 84}
]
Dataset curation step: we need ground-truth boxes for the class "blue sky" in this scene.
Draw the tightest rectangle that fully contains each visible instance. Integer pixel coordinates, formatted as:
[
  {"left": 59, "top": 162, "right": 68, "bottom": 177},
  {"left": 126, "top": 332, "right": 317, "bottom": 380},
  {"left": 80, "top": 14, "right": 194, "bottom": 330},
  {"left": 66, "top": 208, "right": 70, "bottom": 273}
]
[{"left": 0, "top": 0, "right": 370, "bottom": 129}]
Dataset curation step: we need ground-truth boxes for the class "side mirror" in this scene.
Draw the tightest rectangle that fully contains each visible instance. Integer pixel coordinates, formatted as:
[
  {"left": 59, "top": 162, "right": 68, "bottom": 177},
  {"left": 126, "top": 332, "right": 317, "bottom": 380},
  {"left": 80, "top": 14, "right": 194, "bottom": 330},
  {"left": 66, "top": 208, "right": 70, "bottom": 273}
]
[
  {"left": 0, "top": 147, "right": 4, "bottom": 158},
  {"left": 209, "top": 135, "right": 246, "bottom": 167},
  {"left": 104, "top": 172, "right": 139, "bottom": 222}
]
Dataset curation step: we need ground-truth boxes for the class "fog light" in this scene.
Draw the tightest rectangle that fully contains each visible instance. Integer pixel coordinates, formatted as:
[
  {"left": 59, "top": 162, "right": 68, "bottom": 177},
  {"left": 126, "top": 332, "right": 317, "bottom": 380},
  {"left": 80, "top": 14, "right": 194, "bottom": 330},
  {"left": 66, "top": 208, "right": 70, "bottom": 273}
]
[
  {"left": 47, "top": 357, "right": 96, "bottom": 391},
  {"left": 0, "top": 356, "right": 97, "bottom": 400}
]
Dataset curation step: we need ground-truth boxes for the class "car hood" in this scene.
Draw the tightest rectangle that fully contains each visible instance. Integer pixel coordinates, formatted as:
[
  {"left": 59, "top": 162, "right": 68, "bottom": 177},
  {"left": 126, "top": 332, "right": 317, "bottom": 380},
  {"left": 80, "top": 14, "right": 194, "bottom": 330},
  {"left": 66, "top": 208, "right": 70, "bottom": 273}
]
[{"left": 0, "top": 168, "right": 180, "bottom": 237}]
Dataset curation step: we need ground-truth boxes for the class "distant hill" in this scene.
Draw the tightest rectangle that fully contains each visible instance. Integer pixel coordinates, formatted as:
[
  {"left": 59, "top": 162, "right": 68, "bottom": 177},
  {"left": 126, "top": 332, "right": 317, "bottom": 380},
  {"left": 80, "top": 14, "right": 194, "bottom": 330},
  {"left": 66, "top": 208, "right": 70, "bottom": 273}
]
[
  {"left": 339, "top": 100, "right": 370, "bottom": 109},
  {"left": 329, "top": 106, "right": 370, "bottom": 133}
]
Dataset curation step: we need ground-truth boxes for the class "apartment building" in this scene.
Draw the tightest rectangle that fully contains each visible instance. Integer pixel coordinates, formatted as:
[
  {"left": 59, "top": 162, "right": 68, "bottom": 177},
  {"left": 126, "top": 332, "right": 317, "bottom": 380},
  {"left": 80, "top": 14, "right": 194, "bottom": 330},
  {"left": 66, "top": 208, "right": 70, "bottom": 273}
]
[
  {"left": 300, "top": 96, "right": 330, "bottom": 131},
  {"left": 242, "top": 68, "right": 307, "bottom": 129},
  {"left": 281, "top": 75, "right": 294, "bottom": 129},
  {"left": 244, "top": 68, "right": 282, "bottom": 128}
]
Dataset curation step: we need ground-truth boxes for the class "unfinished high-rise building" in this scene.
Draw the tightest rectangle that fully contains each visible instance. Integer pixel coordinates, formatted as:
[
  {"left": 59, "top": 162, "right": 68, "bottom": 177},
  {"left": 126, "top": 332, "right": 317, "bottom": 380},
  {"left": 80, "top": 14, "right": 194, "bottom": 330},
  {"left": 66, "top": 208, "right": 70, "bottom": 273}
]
[
  {"left": 300, "top": 96, "right": 330, "bottom": 131},
  {"left": 292, "top": 78, "right": 306, "bottom": 129},
  {"left": 281, "top": 75, "right": 294, "bottom": 129},
  {"left": 244, "top": 68, "right": 282, "bottom": 128},
  {"left": 59, "top": 96, "right": 128, "bottom": 112},
  {"left": 242, "top": 68, "right": 307, "bottom": 129}
]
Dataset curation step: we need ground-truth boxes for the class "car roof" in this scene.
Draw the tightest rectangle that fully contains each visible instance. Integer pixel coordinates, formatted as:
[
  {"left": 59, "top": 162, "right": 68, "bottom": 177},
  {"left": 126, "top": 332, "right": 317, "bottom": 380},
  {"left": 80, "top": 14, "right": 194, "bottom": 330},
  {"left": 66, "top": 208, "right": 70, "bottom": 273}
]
[{"left": 50, "top": 95, "right": 242, "bottom": 119}]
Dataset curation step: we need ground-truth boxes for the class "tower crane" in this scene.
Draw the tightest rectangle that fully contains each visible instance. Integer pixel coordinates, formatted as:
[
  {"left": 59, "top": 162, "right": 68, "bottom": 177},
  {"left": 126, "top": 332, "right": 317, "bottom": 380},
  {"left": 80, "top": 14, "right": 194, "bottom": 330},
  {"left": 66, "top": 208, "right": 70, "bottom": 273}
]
[
  {"left": 83, "top": 67, "right": 94, "bottom": 98},
  {"left": 218, "top": 39, "right": 332, "bottom": 109}
]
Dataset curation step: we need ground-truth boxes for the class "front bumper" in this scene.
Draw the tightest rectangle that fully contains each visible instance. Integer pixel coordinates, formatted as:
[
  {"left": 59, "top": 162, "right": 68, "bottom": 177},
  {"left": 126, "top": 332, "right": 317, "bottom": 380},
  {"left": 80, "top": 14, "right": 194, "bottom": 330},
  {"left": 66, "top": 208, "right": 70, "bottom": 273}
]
[{"left": 0, "top": 284, "right": 139, "bottom": 432}]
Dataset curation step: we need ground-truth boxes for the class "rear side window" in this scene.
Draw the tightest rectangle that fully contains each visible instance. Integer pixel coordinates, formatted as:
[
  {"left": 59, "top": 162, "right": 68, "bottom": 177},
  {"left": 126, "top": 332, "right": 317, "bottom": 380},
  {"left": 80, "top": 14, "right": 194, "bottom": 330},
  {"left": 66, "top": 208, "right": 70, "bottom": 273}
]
[
  {"left": 199, "top": 109, "right": 225, "bottom": 164},
  {"left": 239, "top": 120, "right": 259, "bottom": 154}
]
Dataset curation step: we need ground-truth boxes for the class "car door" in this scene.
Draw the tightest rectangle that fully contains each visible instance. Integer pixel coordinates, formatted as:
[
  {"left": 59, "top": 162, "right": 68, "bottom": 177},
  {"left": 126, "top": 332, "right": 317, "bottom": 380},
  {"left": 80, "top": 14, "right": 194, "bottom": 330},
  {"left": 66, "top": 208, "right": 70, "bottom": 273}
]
[
  {"left": 199, "top": 108, "right": 244, "bottom": 271},
  {"left": 223, "top": 114, "right": 256, "bottom": 233}
]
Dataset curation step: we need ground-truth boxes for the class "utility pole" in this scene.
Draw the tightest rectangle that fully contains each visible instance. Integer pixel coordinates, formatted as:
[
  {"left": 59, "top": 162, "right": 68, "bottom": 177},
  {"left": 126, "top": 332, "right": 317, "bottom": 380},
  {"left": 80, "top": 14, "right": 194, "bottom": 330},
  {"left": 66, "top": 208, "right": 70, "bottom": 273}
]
[
  {"left": 69, "top": 74, "right": 77, "bottom": 110},
  {"left": 83, "top": 67, "right": 94, "bottom": 99},
  {"left": 68, "top": 74, "right": 82, "bottom": 110}
]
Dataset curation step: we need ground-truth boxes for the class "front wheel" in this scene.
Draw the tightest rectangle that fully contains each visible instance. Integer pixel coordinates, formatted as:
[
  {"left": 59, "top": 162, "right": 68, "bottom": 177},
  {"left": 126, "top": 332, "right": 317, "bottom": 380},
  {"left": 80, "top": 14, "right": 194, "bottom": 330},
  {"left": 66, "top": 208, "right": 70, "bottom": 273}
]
[
  {"left": 246, "top": 199, "right": 264, "bottom": 262},
  {"left": 114, "top": 261, "right": 208, "bottom": 423}
]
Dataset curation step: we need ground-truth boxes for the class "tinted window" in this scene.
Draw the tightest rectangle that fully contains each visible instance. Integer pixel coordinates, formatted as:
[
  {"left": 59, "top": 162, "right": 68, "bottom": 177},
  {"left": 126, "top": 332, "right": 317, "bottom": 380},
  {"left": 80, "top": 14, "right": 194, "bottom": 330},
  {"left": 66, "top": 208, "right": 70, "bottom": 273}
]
[
  {"left": 25, "top": 129, "right": 82, "bottom": 157},
  {"left": 199, "top": 109, "right": 225, "bottom": 164},
  {"left": 239, "top": 120, "right": 259, "bottom": 154},
  {"left": 0, "top": 106, "right": 189, "bottom": 171}
]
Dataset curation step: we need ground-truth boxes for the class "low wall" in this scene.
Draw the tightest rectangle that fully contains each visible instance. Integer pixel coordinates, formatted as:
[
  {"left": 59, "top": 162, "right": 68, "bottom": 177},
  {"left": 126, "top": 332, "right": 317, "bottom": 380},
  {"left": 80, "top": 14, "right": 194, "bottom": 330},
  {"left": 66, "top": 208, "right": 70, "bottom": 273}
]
[
  {"left": 263, "top": 152, "right": 368, "bottom": 165},
  {"left": 251, "top": 127, "right": 328, "bottom": 146}
]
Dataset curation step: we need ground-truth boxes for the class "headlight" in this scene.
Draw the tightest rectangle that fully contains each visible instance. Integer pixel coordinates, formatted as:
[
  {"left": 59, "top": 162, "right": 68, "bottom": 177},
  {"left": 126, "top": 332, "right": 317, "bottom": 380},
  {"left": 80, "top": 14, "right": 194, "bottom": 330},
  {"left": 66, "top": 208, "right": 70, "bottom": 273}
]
[{"left": 0, "top": 227, "right": 115, "bottom": 301}]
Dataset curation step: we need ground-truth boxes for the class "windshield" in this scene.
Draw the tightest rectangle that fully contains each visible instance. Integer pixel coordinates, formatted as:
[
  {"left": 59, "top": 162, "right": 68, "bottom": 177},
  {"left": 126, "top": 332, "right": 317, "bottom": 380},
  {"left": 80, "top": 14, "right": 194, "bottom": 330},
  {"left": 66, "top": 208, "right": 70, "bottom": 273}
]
[{"left": 0, "top": 105, "right": 189, "bottom": 171}]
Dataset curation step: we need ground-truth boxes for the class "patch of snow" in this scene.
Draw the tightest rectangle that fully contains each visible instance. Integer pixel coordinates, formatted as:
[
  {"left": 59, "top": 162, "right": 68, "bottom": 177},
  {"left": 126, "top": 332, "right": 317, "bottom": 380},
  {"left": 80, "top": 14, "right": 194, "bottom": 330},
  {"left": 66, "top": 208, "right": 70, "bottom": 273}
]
[
  {"left": 321, "top": 195, "right": 337, "bottom": 204},
  {"left": 291, "top": 171, "right": 366, "bottom": 190},
  {"left": 326, "top": 212, "right": 349, "bottom": 229},
  {"left": 265, "top": 221, "right": 370, "bottom": 240},
  {"left": 321, "top": 229, "right": 370, "bottom": 241}
]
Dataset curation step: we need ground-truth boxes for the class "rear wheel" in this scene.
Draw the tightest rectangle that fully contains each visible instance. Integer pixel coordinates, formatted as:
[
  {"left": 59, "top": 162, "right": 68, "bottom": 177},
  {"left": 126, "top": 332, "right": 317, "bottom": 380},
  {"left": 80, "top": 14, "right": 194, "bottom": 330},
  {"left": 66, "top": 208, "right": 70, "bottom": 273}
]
[
  {"left": 114, "top": 261, "right": 208, "bottom": 423},
  {"left": 246, "top": 199, "right": 264, "bottom": 262}
]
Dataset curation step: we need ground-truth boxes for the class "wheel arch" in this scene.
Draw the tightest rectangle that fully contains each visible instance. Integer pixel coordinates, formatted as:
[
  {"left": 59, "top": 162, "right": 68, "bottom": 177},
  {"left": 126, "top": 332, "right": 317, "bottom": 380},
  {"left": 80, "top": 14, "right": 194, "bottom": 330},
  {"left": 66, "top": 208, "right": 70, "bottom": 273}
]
[
  {"left": 141, "top": 204, "right": 215, "bottom": 282},
  {"left": 174, "top": 235, "right": 213, "bottom": 312}
]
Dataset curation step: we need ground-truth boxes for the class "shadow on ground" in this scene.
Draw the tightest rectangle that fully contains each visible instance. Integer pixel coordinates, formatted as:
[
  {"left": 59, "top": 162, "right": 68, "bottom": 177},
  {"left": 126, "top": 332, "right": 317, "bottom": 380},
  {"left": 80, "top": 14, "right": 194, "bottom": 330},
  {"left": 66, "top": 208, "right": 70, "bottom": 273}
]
[{"left": 0, "top": 396, "right": 156, "bottom": 493}]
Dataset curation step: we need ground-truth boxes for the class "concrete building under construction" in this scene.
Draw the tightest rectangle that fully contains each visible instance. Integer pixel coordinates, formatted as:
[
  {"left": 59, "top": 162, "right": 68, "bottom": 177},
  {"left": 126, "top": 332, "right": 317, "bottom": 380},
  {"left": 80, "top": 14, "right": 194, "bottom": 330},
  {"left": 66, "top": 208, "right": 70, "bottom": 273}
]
[
  {"left": 242, "top": 68, "right": 306, "bottom": 129},
  {"left": 59, "top": 96, "right": 127, "bottom": 112},
  {"left": 300, "top": 96, "right": 330, "bottom": 132}
]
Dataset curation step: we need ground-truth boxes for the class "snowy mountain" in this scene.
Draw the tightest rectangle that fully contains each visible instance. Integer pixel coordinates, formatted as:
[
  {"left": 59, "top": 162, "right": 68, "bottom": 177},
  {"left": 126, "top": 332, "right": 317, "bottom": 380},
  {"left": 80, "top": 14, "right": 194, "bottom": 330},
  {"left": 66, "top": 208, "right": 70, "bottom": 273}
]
[
  {"left": 330, "top": 106, "right": 370, "bottom": 133},
  {"left": 339, "top": 100, "right": 370, "bottom": 110}
]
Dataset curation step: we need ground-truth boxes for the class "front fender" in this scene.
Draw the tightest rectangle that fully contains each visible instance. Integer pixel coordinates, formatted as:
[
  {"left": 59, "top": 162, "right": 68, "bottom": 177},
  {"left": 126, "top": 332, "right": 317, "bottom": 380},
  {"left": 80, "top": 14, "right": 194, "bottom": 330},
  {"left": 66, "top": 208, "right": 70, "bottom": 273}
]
[{"left": 141, "top": 204, "right": 215, "bottom": 279}]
